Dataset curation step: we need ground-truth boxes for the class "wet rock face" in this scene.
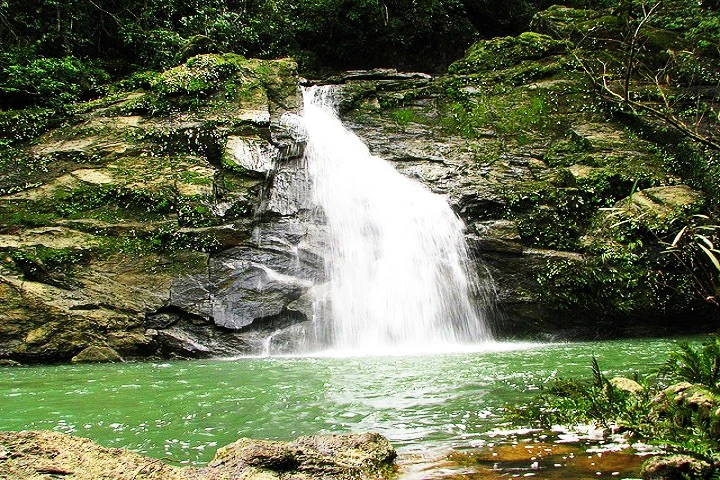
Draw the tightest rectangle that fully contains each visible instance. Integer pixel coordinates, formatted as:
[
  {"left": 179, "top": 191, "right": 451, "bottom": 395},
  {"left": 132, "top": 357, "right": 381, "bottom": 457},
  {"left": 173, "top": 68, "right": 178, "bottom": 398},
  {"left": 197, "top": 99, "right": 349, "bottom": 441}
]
[
  {"left": 208, "top": 233, "right": 318, "bottom": 330},
  {"left": 0, "top": 430, "right": 396, "bottom": 480}
]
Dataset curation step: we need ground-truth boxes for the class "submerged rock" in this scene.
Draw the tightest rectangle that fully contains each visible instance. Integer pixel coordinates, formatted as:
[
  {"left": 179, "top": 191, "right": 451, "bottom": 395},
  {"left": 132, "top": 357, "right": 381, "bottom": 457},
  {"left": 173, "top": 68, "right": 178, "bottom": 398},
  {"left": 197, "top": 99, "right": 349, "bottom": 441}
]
[{"left": 0, "top": 430, "right": 396, "bottom": 480}]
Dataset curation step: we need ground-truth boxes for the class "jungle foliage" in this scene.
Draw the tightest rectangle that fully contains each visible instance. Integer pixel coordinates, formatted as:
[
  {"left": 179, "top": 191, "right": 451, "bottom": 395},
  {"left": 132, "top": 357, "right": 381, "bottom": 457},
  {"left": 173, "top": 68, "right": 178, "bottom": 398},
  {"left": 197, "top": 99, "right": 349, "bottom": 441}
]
[
  {"left": 0, "top": 0, "right": 635, "bottom": 110},
  {"left": 0, "top": 0, "right": 482, "bottom": 109}
]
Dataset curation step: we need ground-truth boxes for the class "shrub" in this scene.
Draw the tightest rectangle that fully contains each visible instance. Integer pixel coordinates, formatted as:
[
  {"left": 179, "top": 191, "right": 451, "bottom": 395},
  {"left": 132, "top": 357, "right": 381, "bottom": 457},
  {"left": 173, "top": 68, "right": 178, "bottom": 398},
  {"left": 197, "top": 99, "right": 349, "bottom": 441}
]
[{"left": 0, "top": 56, "right": 110, "bottom": 109}]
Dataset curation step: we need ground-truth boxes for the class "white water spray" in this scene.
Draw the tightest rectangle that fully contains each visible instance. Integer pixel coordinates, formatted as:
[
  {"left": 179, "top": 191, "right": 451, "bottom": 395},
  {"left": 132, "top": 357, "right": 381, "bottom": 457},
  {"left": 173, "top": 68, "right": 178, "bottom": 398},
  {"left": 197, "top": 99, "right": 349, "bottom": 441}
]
[{"left": 300, "top": 86, "right": 493, "bottom": 354}]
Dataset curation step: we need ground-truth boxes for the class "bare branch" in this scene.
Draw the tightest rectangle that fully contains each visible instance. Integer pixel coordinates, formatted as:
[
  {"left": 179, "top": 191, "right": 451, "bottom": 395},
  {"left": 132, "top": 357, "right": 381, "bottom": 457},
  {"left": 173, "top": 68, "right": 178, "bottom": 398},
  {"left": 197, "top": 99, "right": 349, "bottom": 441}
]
[{"left": 572, "top": 49, "right": 720, "bottom": 151}]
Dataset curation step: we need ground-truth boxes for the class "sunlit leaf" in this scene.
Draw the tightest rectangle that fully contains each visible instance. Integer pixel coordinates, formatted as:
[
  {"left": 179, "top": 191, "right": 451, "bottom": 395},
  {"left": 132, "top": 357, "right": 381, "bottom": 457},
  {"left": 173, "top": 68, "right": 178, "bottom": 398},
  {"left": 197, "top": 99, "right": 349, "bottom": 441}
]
[
  {"left": 698, "top": 243, "right": 720, "bottom": 271},
  {"left": 696, "top": 234, "right": 715, "bottom": 250},
  {"left": 671, "top": 226, "right": 688, "bottom": 247}
]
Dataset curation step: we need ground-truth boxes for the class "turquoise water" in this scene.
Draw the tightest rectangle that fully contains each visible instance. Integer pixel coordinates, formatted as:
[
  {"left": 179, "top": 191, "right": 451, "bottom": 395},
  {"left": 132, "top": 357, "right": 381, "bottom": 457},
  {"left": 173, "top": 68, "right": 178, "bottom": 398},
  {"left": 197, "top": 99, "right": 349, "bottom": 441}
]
[{"left": 0, "top": 338, "right": 694, "bottom": 465}]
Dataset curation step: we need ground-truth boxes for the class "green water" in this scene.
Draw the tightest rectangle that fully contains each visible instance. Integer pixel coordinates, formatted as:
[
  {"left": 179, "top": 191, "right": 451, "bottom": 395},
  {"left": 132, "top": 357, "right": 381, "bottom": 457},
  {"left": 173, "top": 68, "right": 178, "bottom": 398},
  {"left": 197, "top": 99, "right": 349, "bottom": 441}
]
[{"left": 0, "top": 338, "right": 694, "bottom": 465}]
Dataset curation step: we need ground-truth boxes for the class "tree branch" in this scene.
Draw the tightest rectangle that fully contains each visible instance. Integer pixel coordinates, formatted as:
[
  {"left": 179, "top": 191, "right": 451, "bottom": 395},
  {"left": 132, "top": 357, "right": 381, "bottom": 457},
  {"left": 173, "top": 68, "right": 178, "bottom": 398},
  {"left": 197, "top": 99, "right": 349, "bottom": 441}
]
[{"left": 573, "top": 52, "right": 720, "bottom": 151}]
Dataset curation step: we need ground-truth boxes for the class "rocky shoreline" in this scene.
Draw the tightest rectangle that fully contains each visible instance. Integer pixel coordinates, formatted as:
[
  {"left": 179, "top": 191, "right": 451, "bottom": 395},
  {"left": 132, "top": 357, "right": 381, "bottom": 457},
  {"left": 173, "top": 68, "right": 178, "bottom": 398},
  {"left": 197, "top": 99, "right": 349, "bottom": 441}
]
[{"left": 0, "top": 430, "right": 396, "bottom": 479}]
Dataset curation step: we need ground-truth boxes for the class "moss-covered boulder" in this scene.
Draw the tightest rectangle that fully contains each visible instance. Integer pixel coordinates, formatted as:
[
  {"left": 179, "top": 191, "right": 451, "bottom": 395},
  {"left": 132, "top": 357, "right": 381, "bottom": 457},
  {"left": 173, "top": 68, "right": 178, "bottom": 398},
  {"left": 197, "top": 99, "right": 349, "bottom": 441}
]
[
  {"left": 70, "top": 345, "right": 123, "bottom": 363},
  {"left": 530, "top": 5, "right": 622, "bottom": 43},
  {"left": 614, "top": 185, "right": 705, "bottom": 224},
  {"left": 448, "top": 32, "right": 571, "bottom": 74}
]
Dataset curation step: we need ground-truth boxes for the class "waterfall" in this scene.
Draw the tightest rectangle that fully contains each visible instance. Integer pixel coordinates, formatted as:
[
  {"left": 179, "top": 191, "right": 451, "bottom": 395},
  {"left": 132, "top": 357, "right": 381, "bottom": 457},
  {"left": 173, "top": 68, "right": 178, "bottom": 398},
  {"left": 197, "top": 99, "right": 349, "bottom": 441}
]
[{"left": 299, "top": 86, "right": 493, "bottom": 354}]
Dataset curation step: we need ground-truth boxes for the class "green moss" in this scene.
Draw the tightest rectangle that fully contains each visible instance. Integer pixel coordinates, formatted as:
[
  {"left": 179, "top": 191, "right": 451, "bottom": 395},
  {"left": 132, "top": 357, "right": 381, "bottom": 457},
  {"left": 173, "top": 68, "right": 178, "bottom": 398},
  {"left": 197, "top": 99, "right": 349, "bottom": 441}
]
[
  {"left": 385, "top": 107, "right": 429, "bottom": 128},
  {"left": 54, "top": 185, "right": 175, "bottom": 218},
  {"left": 531, "top": 6, "right": 622, "bottom": 43},
  {"left": 128, "top": 123, "right": 224, "bottom": 159},
  {"left": 0, "top": 182, "right": 177, "bottom": 229},
  {"left": 153, "top": 54, "right": 246, "bottom": 96},
  {"left": 439, "top": 88, "right": 560, "bottom": 143},
  {"left": 10, "top": 246, "right": 88, "bottom": 273},
  {"left": 176, "top": 196, "right": 221, "bottom": 228},
  {"left": 508, "top": 183, "right": 593, "bottom": 249},
  {"left": 448, "top": 32, "right": 571, "bottom": 75},
  {"left": 535, "top": 186, "right": 713, "bottom": 320},
  {"left": 94, "top": 225, "right": 222, "bottom": 257},
  {"left": 179, "top": 170, "right": 213, "bottom": 186},
  {"left": 243, "top": 57, "right": 299, "bottom": 105},
  {"left": 537, "top": 253, "right": 660, "bottom": 318},
  {"left": 0, "top": 149, "right": 51, "bottom": 195},
  {"left": 544, "top": 132, "right": 593, "bottom": 167},
  {"left": 501, "top": 163, "right": 652, "bottom": 250}
]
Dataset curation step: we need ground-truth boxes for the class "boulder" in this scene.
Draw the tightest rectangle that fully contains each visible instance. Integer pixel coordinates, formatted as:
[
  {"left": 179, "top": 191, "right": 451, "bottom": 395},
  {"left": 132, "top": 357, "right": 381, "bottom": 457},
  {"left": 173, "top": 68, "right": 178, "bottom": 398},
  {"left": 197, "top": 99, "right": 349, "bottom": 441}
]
[
  {"left": 610, "top": 377, "right": 644, "bottom": 395},
  {"left": 206, "top": 432, "right": 396, "bottom": 479},
  {"left": 70, "top": 345, "right": 123, "bottom": 363},
  {"left": 641, "top": 454, "right": 712, "bottom": 480},
  {"left": 651, "top": 382, "right": 719, "bottom": 431},
  {"left": 531, "top": 5, "right": 623, "bottom": 45},
  {"left": 616, "top": 185, "right": 705, "bottom": 222},
  {"left": 0, "top": 431, "right": 187, "bottom": 479}
]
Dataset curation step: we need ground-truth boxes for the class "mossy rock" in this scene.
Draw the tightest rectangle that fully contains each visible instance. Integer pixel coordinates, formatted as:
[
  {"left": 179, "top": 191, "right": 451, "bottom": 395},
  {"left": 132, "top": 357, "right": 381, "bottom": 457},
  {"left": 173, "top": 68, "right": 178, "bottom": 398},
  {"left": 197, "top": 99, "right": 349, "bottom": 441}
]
[
  {"left": 449, "top": 32, "right": 572, "bottom": 75},
  {"left": 614, "top": 185, "right": 705, "bottom": 225},
  {"left": 641, "top": 454, "right": 712, "bottom": 480},
  {"left": 71, "top": 345, "right": 123, "bottom": 363},
  {"left": 153, "top": 54, "right": 247, "bottom": 97},
  {"left": 531, "top": 6, "right": 621, "bottom": 43},
  {"left": 609, "top": 377, "right": 644, "bottom": 395},
  {"left": 0, "top": 430, "right": 396, "bottom": 479}
]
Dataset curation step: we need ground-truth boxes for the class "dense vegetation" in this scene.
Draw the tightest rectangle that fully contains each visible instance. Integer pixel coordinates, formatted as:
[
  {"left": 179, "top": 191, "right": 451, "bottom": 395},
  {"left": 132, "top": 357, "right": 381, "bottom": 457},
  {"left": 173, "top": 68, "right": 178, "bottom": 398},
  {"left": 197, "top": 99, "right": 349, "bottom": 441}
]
[
  {"left": 0, "top": 0, "right": 628, "bottom": 110},
  {"left": 0, "top": 0, "right": 478, "bottom": 109}
]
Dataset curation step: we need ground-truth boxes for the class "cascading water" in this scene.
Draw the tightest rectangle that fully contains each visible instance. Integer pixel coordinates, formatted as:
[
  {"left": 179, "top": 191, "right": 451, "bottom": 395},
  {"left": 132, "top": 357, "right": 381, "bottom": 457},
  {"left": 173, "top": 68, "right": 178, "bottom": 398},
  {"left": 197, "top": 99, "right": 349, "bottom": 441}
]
[{"left": 300, "top": 86, "right": 493, "bottom": 354}]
